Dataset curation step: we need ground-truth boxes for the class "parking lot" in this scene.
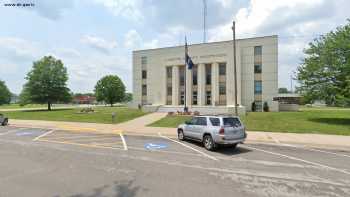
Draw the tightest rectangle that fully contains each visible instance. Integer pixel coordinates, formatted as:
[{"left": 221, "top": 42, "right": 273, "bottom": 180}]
[{"left": 0, "top": 125, "right": 349, "bottom": 197}]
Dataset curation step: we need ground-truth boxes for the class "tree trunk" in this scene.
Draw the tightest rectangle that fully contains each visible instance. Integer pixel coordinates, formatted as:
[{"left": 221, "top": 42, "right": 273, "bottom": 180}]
[
  {"left": 48, "top": 102, "right": 51, "bottom": 111},
  {"left": 110, "top": 103, "right": 113, "bottom": 107}
]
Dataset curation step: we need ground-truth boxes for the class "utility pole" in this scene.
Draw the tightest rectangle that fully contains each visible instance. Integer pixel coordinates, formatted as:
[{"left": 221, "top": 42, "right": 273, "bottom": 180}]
[{"left": 232, "top": 21, "right": 238, "bottom": 116}]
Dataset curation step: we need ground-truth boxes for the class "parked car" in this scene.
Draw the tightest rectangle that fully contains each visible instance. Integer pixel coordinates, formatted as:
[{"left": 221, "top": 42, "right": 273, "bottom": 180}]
[
  {"left": 0, "top": 114, "right": 8, "bottom": 126},
  {"left": 177, "top": 115, "right": 247, "bottom": 151}
]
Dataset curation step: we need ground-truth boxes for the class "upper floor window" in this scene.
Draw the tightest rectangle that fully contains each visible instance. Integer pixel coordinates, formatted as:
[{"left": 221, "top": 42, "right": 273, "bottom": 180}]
[
  {"left": 192, "top": 65, "right": 198, "bottom": 85},
  {"left": 254, "top": 81, "right": 262, "bottom": 94},
  {"left": 142, "top": 70, "right": 147, "bottom": 79},
  {"left": 219, "top": 63, "right": 226, "bottom": 75},
  {"left": 254, "top": 64, "right": 262, "bottom": 73},
  {"left": 219, "top": 82, "right": 226, "bottom": 95},
  {"left": 254, "top": 46, "right": 262, "bottom": 56},
  {"left": 141, "top": 56, "right": 147, "bottom": 65},
  {"left": 166, "top": 67, "right": 172, "bottom": 78}
]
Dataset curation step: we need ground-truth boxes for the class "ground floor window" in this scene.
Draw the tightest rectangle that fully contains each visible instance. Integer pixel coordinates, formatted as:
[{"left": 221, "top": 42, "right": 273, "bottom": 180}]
[
  {"left": 206, "top": 91, "right": 211, "bottom": 105},
  {"left": 192, "top": 91, "right": 198, "bottom": 105},
  {"left": 180, "top": 91, "right": 185, "bottom": 105}
]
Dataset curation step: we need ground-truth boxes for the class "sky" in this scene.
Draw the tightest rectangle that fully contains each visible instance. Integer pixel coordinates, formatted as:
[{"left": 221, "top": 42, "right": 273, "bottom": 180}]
[{"left": 0, "top": 0, "right": 349, "bottom": 94}]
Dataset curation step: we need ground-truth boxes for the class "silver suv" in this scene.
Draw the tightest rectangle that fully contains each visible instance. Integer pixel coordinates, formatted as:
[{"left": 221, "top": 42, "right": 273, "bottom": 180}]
[{"left": 177, "top": 115, "right": 246, "bottom": 151}]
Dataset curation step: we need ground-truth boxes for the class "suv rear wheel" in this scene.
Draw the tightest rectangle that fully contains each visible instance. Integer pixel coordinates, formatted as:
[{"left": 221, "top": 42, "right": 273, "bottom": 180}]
[
  {"left": 178, "top": 129, "right": 184, "bottom": 141},
  {"left": 2, "top": 118, "right": 8, "bottom": 126},
  {"left": 203, "top": 134, "right": 216, "bottom": 151}
]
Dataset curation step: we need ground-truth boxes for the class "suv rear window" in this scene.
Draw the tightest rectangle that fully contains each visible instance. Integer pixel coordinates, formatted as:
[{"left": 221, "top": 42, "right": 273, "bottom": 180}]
[
  {"left": 223, "top": 118, "right": 241, "bottom": 127},
  {"left": 209, "top": 118, "right": 220, "bottom": 126}
]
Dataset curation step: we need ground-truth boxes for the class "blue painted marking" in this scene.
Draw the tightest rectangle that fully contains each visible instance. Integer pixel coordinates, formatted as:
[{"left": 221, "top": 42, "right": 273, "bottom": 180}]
[
  {"left": 16, "top": 132, "right": 34, "bottom": 136},
  {"left": 144, "top": 142, "right": 168, "bottom": 150}
]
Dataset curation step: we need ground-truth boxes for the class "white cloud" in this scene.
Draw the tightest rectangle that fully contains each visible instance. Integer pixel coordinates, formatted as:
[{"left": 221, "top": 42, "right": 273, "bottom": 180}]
[
  {"left": 0, "top": 37, "right": 40, "bottom": 62},
  {"left": 124, "top": 30, "right": 142, "bottom": 49},
  {"left": 81, "top": 35, "right": 117, "bottom": 54},
  {"left": 93, "top": 0, "right": 143, "bottom": 22}
]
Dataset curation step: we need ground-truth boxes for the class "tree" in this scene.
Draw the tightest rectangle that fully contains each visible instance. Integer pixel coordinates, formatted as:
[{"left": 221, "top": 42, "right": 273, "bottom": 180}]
[
  {"left": 21, "top": 56, "right": 71, "bottom": 110},
  {"left": 0, "top": 80, "right": 11, "bottom": 105},
  {"left": 297, "top": 19, "right": 350, "bottom": 106},
  {"left": 278, "top": 87, "right": 289, "bottom": 94},
  {"left": 94, "top": 75, "right": 126, "bottom": 106},
  {"left": 123, "top": 93, "right": 133, "bottom": 103}
]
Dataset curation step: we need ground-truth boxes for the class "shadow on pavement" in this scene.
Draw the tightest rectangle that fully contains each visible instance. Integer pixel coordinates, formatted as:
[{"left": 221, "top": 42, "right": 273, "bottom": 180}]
[
  {"left": 309, "top": 117, "right": 350, "bottom": 126},
  {"left": 53, "top": 180, "right": 143, "bottom": 197},
  {"left": 184, "top": 140, "right": 252, "bottom": 156}
]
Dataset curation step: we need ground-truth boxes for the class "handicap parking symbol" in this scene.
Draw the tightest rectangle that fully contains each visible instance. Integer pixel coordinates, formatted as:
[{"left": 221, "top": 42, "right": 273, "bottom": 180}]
[{"left": 144, "top": 142, "right": 168, "bottom": 150}]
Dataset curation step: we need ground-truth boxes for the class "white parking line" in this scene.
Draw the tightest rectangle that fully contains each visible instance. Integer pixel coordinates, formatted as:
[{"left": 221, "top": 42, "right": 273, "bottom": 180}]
[
  {"left": 241, "top": 144, "right": 350, "bottom": 176},
  {"left": 305, "top": 147, "right": 350, "bottom": 159},
  {"left": 158, "top": 132, "right": 218, "bottom": 161},
  {"left": 120, "top": 132, "right": 128, "bottom": 150},
  {"left": 33, "top": 130, "right": 55, "bottom": 141}
]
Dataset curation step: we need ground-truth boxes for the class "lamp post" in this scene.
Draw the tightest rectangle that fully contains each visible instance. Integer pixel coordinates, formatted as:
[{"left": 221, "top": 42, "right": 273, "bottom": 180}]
[{"left": 232, "top": 21, "right": 238, "bottom": 116}]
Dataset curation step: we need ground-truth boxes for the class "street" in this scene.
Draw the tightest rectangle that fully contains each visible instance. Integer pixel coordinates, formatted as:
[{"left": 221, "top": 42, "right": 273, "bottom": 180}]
[{"left": 0, "top": 126, "right": 349, "bottom": 197}]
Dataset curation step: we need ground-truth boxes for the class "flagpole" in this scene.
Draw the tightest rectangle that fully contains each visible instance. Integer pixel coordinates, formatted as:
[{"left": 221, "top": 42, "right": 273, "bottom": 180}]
[{"left": 184, "top": 37, "right": 187, "bottom": 112}]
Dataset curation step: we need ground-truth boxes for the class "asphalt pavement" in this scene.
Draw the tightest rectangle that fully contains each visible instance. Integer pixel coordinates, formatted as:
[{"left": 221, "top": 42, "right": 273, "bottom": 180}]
[{"left": 0, "top": 125, "right": 349, "bottom": 197}]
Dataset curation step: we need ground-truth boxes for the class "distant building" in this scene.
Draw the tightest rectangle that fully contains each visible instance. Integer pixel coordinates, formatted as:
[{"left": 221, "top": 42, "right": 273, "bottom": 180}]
[
  {"left": 73, "top": 95, "right": 96, "bottom": 104},
  {"left": 132, "top": 35, "right": 279, "bottom": 114},
  {"left": 273, "top": 93, "right": 301, "bottom": 111}
]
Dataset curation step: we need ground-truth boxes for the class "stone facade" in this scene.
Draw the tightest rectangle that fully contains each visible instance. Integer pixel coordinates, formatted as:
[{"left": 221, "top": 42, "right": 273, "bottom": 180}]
[{"left": 132, "top": 35, "right": 279, "bottom": 114}]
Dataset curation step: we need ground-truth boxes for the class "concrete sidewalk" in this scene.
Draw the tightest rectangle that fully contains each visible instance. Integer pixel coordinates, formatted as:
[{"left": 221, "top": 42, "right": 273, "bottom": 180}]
[{"left": 8, "top": 113, "right": 350, "bottom": 151}]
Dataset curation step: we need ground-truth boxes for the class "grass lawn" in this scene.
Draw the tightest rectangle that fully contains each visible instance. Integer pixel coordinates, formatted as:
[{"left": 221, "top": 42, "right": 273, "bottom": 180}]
[
  {"left": 0, "top": 104, "right": 46, "bottom": 109},
  {"left": 2, "top": 106, "right": 147, "bottom": 124},
  {"left": 148, "top": 107, "right": 350, "bottom": 135}
]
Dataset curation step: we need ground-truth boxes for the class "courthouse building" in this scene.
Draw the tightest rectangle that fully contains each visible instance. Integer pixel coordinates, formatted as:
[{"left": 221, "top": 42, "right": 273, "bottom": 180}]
[{"left": 132, "top": 35, "right": 279, "bottom": 114}]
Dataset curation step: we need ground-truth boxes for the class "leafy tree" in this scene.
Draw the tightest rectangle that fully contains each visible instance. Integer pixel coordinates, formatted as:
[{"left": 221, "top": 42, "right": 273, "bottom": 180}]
[
  {"left": 21, "top": 56, "right": 71, "bottom": 110},
  {"left": 0, "top": 80, "right": 11, "bottom": 105},
  {"left": 123, "top": 93, "right": 133, "bottom": 103},
  {"left": 278, "top": 87, "right": 289, "bottom": 94},
  {"left": 94, "top": 75, "right": 126, "bottom": 106},
  {"left": 297, "top": 19, "right": 350, "bottom": 106}
]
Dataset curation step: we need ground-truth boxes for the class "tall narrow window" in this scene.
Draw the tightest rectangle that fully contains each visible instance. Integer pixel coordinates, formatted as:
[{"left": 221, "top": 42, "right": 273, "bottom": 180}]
[
  {"left": 141, "top": 56, "right": 147, "bottom": 65},
  {"left": 166, "top": 67, "right": 172, "bottom": 105},
  {"left": 142, "top": 85, "right": 147, "bottom": 96},
  {"left": 205, "top": 64, "right": 211, "bottom": 85},
  {"left": 142, "top": 70, "right": 147, "bottom": 79},
  {"left": 192, "top": 65, "right": 198, "bottom": 85},
  {"left": 254, "top": 64, "right": 262, "bottom": 73},
  {"left": 219, "top": 63, "right": 226, "bottom": 75},
  {"left": 254, "top": 46, "right": 262, "bottom": 56}
]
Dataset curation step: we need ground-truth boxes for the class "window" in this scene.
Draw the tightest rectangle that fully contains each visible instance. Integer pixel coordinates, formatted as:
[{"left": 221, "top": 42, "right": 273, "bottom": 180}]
[
  {"left": 254, "top": 46, "right": 262, "bottom": 56},
  {"left": 197, "top": 117, "right": 207, "bottom": 126},
  {"left": 254, "top": 81, "right": 262, "bottom": 94},
  {"left": 223, "top": 118, "right": 241, "bottom": 127},
  {"left": 219, "top": 82, "right": 226, "bottom": 95},
  {"left": 254, "top": 64, "right": 262, "bottom": 73},
  {"left": 219, "top": 63, "right": 226, "bottom": 75},
  {"left": 192, "top": 91, "right": 197, "bottom": 105},
  {"left": 180, "top": 91, "right": 185, "bottom": 105},
  {"left": 142, "top": 70, "right": 147, "bottom": 79},
  {"left": 141, "top": 56, "right": 147, "bottom": 65},
  {"left": 192, "top": 65, "right": 198, "bottom": 85},
  {"left": 166, "top": 67, "right": 172, "bottom": 78},
  {"left": 255, "top": 101, "right": 262, "bottom": 111},
  {"left": 210, "top": 118, "right": 220, "bottom": 126},
  {"left": 179, "top": 67, "right": 185, "bottom": 86},
  {"left": 205, "top": 64, "right": 211, "bottom": 85},
  {"left": 142, "top": 85, "right": 147, "bottom": 96},
  {"left": 206, "top": 91, "right": 211, "bottom": 105},
  {"left": 167, "top": 87, "right": 172, "bottom": 96}
]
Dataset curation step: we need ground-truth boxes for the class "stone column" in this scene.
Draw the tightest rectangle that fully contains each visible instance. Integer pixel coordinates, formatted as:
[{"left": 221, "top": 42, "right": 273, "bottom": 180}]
[
  {"left": 172, "top": 66, "right": 179, "bottom": 106},
  {"left": 197, "top": 63, "right": 205, "bottom": 106},
  {"left": 185, "top": 68, "right": 192, "bottom": 107},
  {"left": 211, "top": 62, "right": 219, "bottom": 106}
]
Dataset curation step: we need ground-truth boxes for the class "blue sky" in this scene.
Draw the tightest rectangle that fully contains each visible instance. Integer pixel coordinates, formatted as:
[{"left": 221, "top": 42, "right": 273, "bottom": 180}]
[{"left": 0, "top": 0, "right": 349, "bottom": 94}]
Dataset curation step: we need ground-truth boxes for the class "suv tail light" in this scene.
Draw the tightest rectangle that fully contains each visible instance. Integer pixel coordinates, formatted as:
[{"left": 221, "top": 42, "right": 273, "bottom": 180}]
[{"left": 219, "top": 127, "right": 225, "bottom": 135}]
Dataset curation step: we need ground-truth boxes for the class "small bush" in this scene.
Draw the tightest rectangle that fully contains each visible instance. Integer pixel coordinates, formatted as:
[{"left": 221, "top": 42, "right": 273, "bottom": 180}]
[{"left": 263, "top": 102, "right": 269, "bottom": 112}]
